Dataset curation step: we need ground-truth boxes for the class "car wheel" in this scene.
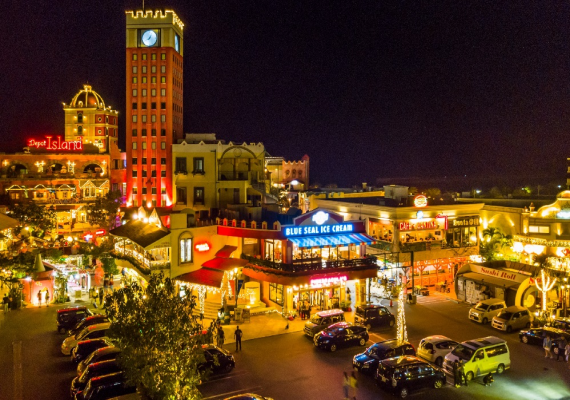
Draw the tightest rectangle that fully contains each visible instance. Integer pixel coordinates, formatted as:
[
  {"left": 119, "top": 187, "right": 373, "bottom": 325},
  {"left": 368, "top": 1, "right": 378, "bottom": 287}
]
[
  {"left": 389, "top": 319, "right": 395, "bottom": 327},
  {"left": 435, "top": 357, "right": 443, "bottom": 367},
  {"left": 497, "top": 364, "right": 505, "bottom": 374},
  {"left": 399, "top": 387, "right": 408, "bottom": 398},
  {"left": 466, "top": 371, "right": 474, "bottom": 381},
  {"left": 366, "top": 324, "right": 372, "bottom": 330},
  {"left": 506, "top": 325, "right": 512, "bottom": 333},
  {"left": 522, "top": 336, "right": 529, "bottom": 344},
  {"left": 224, "top": 363, "right": 233, "bottom": 373},
  {"left": 359, "top": 338, "right": 366, "bottom": 346},
  {"left": 434, "top": 379, "right": 443, "bottom": 389},
  {"left": 330, "top": 344, "right": 337, "bottom": 352},
  {"left": 482, "top": 317, "right": 488, "bottom": 324}
]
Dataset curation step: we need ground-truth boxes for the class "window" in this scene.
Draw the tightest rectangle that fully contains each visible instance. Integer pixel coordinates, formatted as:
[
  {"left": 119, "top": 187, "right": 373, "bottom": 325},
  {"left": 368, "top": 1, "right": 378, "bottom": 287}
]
[
  {"left": 142, "top": 54, "right": 147, "bottom": 61},
  {"left": 194, "top": 187, "right": 205, "bottom": 205},
  {"left": 151, "top": 89, "right": 156, "bottom": 97},
  {"left": 152, "top": 187, "right": 157, "bottom": 194},
  {"left": 161, "top": 76, "right": 166, "bottom": 83},
  {"left": 151, "top": 76, "right": 156, "bottom": 83},
  {"left": 142, "top": 115, "right": 147, "bottom": 123},
  {"left": 132, "top": 187, "right": 138, "bottom": 194},
  {"left": 151, "top": 65, "right": 156, "bottom": 73},
  {"left": 142, "top": 188, "right": 147, "bottom": 194},
  {"left": 151, "top": 53, "right": 156, "bottom": 60},
  {"left": 142, "top": 66, "right": 147, "bottom": 73},
  {"left": 193, "top": 157, "right": 204, "bottom": 174},
  {"left": 177, "top": 187, "right": 187, "bottom": 205},
  {"left": 77, "top": 126, "right": 83, "bottom": 135},
  {"left": 132, "top": 103, "right": 138, "bottom": 110},
  {"left": 161, "top": 188, "right": 166, "bottom": 194},
  {"left": 142, "top": 170, "right": 147, "bottom": 177},
  {"left": 132, "top": 171, "right": 137, "bottom": 177},
  {"left": 151, "top": 142, "right": 156, "bottom": 150},
  {"left": 132, "top": 158, "right": 137, "bottom": 165},
  {"left": 142, "top": 102, "right": 147, "bottom": 110},
  {"left": 161, "top": 158, "right": 166, "bottom": 165},
  {"left": 161, "top": 65, "right": 166, "bottom": 73},
  {"left": 269, "top": 283, "right": 284, "bottom": 306},
  {"left": 132, "top": 89, "right": 137, "bottom": 97},
  {"left": 132, "top": 54, "right": 137, "bottom": 61},
  {"left": 77, "top": 113, "right": 83, "bottom": 123},
  {"left": 151, "top": 102, "right": 157, "bottom": 110},
  {"left": 132, "top": 115, "right": 137, "bottom": 123},
  {"left": 529, "top": 225, "right": 550, "bottom": 234},
  {"left": 142, "top": 158, "right": 147, "bottom": 165},
  {"left": 161, "top": 53, "right": 166, "bottom": 60},
  {"left": 142, "top": 129, "right": 147, "bottom": 136},
  {"left": 161, "top": 89, "right": 166, "bottom": 96},
  {"left": 161, "top": 141, "right": 166, "bottom": 149},
  {"left": 161, "top": 129, "right": 166, "bottom": 136},
  {"left": 132, "top": 77, "right": 138, "bottom": 84},
  {"left": 161, "top": 102, "right": 166, "bottom": 109},
  {"left": 142, "top": 89, "right": 147, "bottom": 97},
  {"left": 142, "top": 142, "right": 147, "bottom": 150},
  {"left": 161, "top": 170, "right": 166, "bottom": 177},
  {"left": 132, "top": 66, "right": 137, "bottom": 74},
  {"left": 142, "top": 76, "right": 147, "bottom": 84},
  {"left": 176, "top": 157, "right": 187, "bottom": 173},
  {"left": 133, "top": 142, "right": 137, "bottom": 150},
  {"left": 161, "top": 115, "right": 166, "bottom": 122},
  {"left": 151, "top": 157, "right": 156, "bottom": 165},
  {"left": 180, "top": 237, "right": 192, "bottom": 263},
  {"left": 151, "top": 115, "right": 156, "bottom": 122},
  {"left": 151, "top": 170, "right": 156, "bottom": 177},
  {"left": 151, "top": 129, "right": 156, "bottom": 136}
]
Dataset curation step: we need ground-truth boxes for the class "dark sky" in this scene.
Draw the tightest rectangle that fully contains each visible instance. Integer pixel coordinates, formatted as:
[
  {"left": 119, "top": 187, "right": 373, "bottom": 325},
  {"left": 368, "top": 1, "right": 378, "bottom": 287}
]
[{"left": 2, "top": 1, "right": 570, "bottom": 187}]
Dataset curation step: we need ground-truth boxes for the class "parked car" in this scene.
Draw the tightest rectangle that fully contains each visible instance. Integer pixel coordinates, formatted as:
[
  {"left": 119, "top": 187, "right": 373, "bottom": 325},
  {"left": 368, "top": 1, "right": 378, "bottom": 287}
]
[
  {"left": 417, "top": 335, "right": 459, "bottom": 367},
  {"left": 468, "top": 298, "right": 506, "bottom": 324},
  {"left": 200, "top": 345, "right": 235, "bottom": 375},
  {"left": 491, "top": 306, "right": 532, "bottom": 333},
  {"left": 69, "top": 315, "right": 109, "bottom": 337},
  {"left": 74, "top": 372, "right": 136, "bottom": 400},
  {"left": 548, "top": 317, "right": 570, "bottom": 332},
  {"left": 354, "top": 304, "right": 395, "bottom": 330},
  {"left": 62, "top": 323, "right": 112, "bottom": 356},
  {"left": 376, "top": 356, "right": 446, "bottom": 398},
  {"left": 304, "top": 309, "right": 345, "bottom": 338},
  {"left": 78, "top": 347, "right": 121, "bottom": 376},
  {"left": 444, "top": 336, "right": 510, "bottom": 381},
  {"left": 353, "top": 339, "right": 415, "bottom": 374},
  {"left": 519, "top": 327, "right": 570, "bottom": 354},
  {"left": 71, "top": 360, "right": 121, "bottom": 398},
  {"left": 71, "top": 339, "right": 115, "bottom": 364},
  {"left": 57, "top": 306, "right": 93, "bottom": 334},
  {"left": 224, "top": 394, "right": 274, "bottom": 400},
  {"left": 314, "top": 322, "right": 368, "bottom": 352}
]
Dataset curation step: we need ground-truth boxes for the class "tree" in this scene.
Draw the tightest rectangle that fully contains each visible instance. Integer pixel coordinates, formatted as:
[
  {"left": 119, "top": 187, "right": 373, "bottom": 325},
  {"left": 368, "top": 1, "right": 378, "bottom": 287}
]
[
  {"left": 489, "top": 187, "right": 503, "bottom": 199},
  {"left": 479, "top": 228, "right": 513, "bottom": 262},
  {"left": 105, "top": 272, "right": 208, "bottom": 400},
  {"left": 425, "top": 188, "right": 441, "bottom": 199},
  {"left": 100, "top": 254, "right": 119, "bottom": 276},
  {"left": 85, "top": 190, "right": 123, "bottom": 229},
  {"left": 10, "top": 203, "right": 56, "bottom": 237}
]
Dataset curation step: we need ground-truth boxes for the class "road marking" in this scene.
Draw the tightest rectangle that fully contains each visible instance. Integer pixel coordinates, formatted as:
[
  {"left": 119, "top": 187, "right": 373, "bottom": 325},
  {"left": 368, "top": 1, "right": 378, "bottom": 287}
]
[
  {"left": 13, "top": 341, "right": 22, "bottom": 400},
  {"left": 202, "top": 386, "right": 262, "bottom": 399},
  {"left": 201, "top": 371, "right": 248, "bottom": 383}
]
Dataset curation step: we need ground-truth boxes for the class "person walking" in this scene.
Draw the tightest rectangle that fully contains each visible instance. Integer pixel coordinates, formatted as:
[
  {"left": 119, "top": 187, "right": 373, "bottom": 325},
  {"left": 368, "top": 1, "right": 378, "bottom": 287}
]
[
  {"left": 483, "top": 372, "right": 494, "bottom": 387},
  {"left": 452, "top": 360, "right": 460, "bottom": 388},
  {"left": 98, "top": 288, "right": 104, "bottom": 306},
  {"left": 3, "top": 294, "right": 9, "bottom": 312},
  {"left": 45, "top": 291, "right": 50, "bottom": 307},
  {"left": 557, "top": 336, "right": 567, "bottom": 361},
  {"left": 342, "top": 372, "right": 350, "bottom": 399},
  {"left": 544, "top": 335, "right": 553, "bottom": 359},
  {"left": 565, "top": 341, "right": 570, "bottom": 365},
  {"left": 218, "top": 326, "right": 225, "bottom": 347},
  {"left": 37, "top": 291, "right": 42, "bottom": 307},
  {"left": 349, "top": 371, "right": 358, "bottom": 398},
  {"left": 458, "top": 360, "right": 468, "bottom": 387},
  {"left": 234, "top": 326, "right": 243, "bottom": 352}
]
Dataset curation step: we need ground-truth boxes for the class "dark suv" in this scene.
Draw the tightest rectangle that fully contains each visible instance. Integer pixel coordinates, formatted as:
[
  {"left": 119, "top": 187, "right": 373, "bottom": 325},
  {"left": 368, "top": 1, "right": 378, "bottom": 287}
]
[
  {"left": 57, "top": 306, "right": 93, "bottom": 334},
  {"left": 71, "top": 338, "right": 115, "bottom": 364},
  {"left": 71, "top": 360, "right": 121, "bottom": 398},
  {"left": 313, "top": 322, "right": 369, "bottom": 352},
  {"left": 353, "top": 339, "right": 415, "bottom": 374},
  {"left": 75, "top": 372, "right": 136, "bottom": 400},
  {"left": 200, "top": 345, "right": 235, "bottom": 375},
  {"left": 376, "top": 356, "right": 446, "bottom": 398},
  {"left": 69, "top": 314, "right": 109, "bottom": 337},
  {"left": 355, "top": 305, "right": 395, "bottom": 330},
  {"left": 549, "top": 317, "right": 570, "bottom": 332}
]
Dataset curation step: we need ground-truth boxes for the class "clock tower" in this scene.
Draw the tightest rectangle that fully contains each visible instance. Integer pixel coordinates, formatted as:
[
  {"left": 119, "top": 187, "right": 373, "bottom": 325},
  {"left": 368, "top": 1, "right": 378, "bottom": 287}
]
[{"left": 125, "top": 9, "right": 184, "bottom": 208}]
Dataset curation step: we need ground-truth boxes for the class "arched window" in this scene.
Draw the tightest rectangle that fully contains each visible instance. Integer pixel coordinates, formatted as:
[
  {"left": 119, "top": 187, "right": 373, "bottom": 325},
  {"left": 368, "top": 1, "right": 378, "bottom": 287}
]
[{"left": 77, "top": 126, "right": 83, "bottom": 135}]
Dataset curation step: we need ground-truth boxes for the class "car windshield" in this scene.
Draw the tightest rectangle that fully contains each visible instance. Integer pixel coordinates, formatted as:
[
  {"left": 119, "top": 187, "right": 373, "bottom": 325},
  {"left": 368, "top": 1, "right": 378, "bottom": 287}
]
[
  {"left": 474, "top": 303, "right": 490, "bottom": 311},
  {"left": 497, "top": 311, "right": 513, "bottom": 320},
  {"left": 365, "top": 345, "right": 380, "bottom": 357},
  {"left": 309, "top": 315, "right": 323, "bottom": 324},
  {"left": 77, "top": 327, "right": 90, "bottom": 340},
  {"left": 451, "top": 344, "right": 474, "bottom": 361}
]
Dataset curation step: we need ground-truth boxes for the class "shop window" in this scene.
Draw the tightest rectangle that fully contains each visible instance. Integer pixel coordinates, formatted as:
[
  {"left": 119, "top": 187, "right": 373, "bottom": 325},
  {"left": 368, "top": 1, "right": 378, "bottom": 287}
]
[
  {"left": 270, "top": 283, "right": 284, "bottom": 306},
  {"left": 529, "top": 225, "right": 550, "bottom": 234},
  {"left": 180, "top": 238, "right": 192, "bottom": 263}
]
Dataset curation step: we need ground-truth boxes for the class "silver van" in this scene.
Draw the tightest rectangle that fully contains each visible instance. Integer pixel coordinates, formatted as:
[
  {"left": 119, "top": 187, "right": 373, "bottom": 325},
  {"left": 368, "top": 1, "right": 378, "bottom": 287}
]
[
  {"left": 444, "top": 336, "right": 510, "bottom": 381},
  {"left": 468, "top": 298, "right": 506, "bottom": 324},
  {"left": 492, "top": 306, "right": 532, "bottom": 333},
  {"left": 303, "top": 309, "right": 345, "bottom": 338}
]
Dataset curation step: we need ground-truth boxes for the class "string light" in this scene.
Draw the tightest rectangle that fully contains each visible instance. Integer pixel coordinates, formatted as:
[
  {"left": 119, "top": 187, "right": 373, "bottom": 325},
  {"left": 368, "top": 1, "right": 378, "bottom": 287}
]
[
  {"left": 535, "top": 269, "right": 557, "bottom": 314},
  {"left": 396, "top": 286, "right": 408, "bottom": 345}
]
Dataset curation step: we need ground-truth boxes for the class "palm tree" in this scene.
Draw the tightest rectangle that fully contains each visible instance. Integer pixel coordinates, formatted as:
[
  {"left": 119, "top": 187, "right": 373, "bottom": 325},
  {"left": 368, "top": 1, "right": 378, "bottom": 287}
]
[{"left": 480, "top": 228, "right": 513, "bottom": 261}]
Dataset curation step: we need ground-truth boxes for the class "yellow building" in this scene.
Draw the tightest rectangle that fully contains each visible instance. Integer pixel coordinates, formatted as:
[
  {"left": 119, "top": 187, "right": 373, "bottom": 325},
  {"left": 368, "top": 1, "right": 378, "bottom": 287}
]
[{"left": 63, "top": 85, "right": 119, "bottom": 152}]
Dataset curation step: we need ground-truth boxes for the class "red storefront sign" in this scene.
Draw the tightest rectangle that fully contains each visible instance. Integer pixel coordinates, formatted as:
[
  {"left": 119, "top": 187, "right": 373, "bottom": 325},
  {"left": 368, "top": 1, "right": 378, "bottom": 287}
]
[
  {"left": 27, "top": 136, "right": 83, "bottom": 151},
  {"left": 310, "top": 275, "right": 348, "bottom": 288},
  {"left": 195, "top": 242, "right": 211, "bottom": 252}
]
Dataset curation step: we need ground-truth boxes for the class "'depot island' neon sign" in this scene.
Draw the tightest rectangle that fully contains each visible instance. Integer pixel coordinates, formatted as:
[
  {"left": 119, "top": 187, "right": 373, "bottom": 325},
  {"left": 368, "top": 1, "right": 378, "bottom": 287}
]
[
  {"left": 284, "top": 223, "right": 354, "bottom": 237},
  {"left": 28, "top": 136, "right": 83, "bottom": 151}
]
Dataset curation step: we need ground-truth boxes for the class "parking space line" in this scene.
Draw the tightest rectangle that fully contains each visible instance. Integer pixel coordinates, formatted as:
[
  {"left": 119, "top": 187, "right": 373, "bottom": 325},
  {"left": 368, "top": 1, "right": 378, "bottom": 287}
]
[
  {"left": 201, "top": 371, "right": 248, "bottom": 384},
  {"left": 202, "top": 386, "right": 262, "bottom": 400}
]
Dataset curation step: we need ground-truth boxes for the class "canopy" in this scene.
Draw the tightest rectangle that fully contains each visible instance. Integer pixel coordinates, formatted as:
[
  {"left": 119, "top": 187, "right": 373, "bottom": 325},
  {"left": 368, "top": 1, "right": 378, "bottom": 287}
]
[
  {"left": 215, "top": 245, "right": 238, "bottom": 258},
  {"left": 175, "top": 268, "right": 224, "bottom": 288},
  {"left": 288, "top": 233, "right": 376, "bottom": 248},
  {"left": 459, "top": 272, "right": 520, "bottom": 289},
  {"left": 202, "top": 257, "right": 248, "bottom": 271}
]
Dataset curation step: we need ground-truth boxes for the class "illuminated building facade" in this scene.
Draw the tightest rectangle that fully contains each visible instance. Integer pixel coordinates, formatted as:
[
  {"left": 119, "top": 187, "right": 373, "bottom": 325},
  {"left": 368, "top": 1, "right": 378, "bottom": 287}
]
[
  {"left": 265, "top": 154, "right": 310, "bottom": 191},
  {"left": 63, "top": 85, "right": 119, "bottom": 152},
  {"left": 125, "top": 9, "right": 184, "bottom": 208}
]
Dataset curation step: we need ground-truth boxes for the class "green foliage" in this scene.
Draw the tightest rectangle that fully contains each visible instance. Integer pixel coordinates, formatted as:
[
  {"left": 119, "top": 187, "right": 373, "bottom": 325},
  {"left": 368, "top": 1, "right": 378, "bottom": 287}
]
[
  {"left": 85, "top": 190, "right": 123, "bottom": 229},
  {"left": 10, "top": 203, "right": 56, "bottom": 237},
  {"left": 106, "top": 272, "right": 208, "bottom": 400},
  {"left": 46, "top": 248, "right": 64, "bottom": 263},
  {"left": 479, "top": 227, "right": 513, "bottom": 262},
  {"left": 54, "top": 273, "right": 68, "bottom": 303},
  {"left": 0, "top": 250, "right": 38, "bottom": 275},
  {"left": 100, "top": 255, "right": 119, "bottom": 276},
  {"left": 425, "top": 188, "right": 441, "bottom": 199}
]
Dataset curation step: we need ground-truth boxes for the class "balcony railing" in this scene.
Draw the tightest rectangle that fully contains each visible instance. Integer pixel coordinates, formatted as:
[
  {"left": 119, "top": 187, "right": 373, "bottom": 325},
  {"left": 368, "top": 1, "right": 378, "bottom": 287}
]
[
  {"left": 218, "top": 171, "right": 264, "bottom": 182},
  {"left": 241, "top": 254, "right": 377, "bottom": 273},
  {"left": 399, "top": 240, "right": 477, "bottom": 252}
]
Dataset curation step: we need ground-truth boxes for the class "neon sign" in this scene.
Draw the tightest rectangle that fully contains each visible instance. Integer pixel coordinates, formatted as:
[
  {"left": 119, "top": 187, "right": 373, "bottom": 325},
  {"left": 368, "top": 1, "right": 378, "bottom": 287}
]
[
  {"left": 414, "top": 195, "right": 428, "bottom": 208},
  {"left": 195, "top": 242, "right": 211, "bottom": 252},
  {"left": 284, "top": 223, "right": 354, "bottom": 237},
  {"left": 310, "top": 275, "right": 348, "bottom": 288},
  {"left": 399, "top": 220, "right": 439, "bottom": 231},
  {"left": 95, "top": 229, "right": 107, "bottom": 236},
  {"left": 27, "top": 136, "right": 83, "bottom": 151},
  {"left": 312, "top": 211, "right": 329, "bottom": 225}
]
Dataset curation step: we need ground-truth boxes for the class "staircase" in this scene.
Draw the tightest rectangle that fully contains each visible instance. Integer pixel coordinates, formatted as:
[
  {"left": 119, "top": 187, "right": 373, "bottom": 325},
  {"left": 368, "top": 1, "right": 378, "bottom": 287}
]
[{"left": 202, "top": 299, "right": 221, "bottom": 321}]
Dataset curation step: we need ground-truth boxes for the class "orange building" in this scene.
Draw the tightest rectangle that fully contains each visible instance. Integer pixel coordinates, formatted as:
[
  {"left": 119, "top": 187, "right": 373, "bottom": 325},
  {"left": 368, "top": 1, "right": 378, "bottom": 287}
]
[{"left": 125, "top": 9, "right": 184, "bottom": 208}]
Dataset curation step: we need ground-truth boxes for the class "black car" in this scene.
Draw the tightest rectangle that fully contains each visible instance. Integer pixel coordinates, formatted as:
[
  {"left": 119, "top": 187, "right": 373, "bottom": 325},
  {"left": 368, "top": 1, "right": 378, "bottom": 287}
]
[
  {"left": 68, "top": 315, "right": 109, "bottom": 337},
  {"left": 376, "top": 356, "right": 446, "bottom": 399},
  {"left": 200, "top": 345, "right": 235, "bottom": 375},
  {"left": 549, "top": 317, "right": 570, "bottom": 332},
  {"left": 71, "top": 338, "right": 115, "bottom": 364},
  {"left": 519, "top": 326, "right": 570, "bottom": 353},
  {"left": 57, "top": 306, "right": 93, "bottom": 334},
  {"left": 353, "top": 339, "right": 416, "bottom": 374},
  {"left": 75, "top": 372, "right": 136, "bottom": 400},
  {"left": 71, "top": 360, "right": 121, "bottom": 398},
  {"left": 354, "top": 305, "right": 395, "bottom": 330},
  {"left": 313, "top": 322, "right": 369, "bottom": 352}
]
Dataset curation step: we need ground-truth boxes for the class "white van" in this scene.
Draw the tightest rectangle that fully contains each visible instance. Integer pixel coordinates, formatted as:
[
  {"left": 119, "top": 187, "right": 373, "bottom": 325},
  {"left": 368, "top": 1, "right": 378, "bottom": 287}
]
[
  {"left": 468, "top": 298, "right": 506, "bottom": 324},
  {"left": 443, "top": 336, "right": 510, "bottom": 381}
]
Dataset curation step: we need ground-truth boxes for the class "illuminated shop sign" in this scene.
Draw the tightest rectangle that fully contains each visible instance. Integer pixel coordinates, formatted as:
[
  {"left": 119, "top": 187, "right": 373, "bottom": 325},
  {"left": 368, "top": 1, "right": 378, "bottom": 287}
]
[
  {"left": 27, "top": 136, "right": 83, "bottom": 151},
  {"left": 399, "top": 220, "right": 439, "bottom": 231},
  {"left": 284, "top": 223, "right": 354, "bottom": 237},
  {"left": 194, "top": 242, "right": 210, "bottom": 252},
  {"left": 414, "top": 195, "right": 428, "bottom": 208},
  {"left": 310, "top": 275, "right": 348, "bottom": 288},
  {"left": 95, "top": 229, "right": 107, "bottom": 236},
  {"left": 451, "top": 217, "right": 480, "bottom": 227}
]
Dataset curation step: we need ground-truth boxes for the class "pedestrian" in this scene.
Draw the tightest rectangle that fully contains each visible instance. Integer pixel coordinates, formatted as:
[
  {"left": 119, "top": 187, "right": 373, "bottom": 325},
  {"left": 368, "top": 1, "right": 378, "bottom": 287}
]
[
  {"left": 452, "top": 360, "right": 460, "bottom": 388},
  {"left": 8, "top": 295, "right": 13, "bottom": 311},
  {"left": 349, "top": 371, "right": 358, "bottom": 398},
  {"left": 483, "top": 372, "right": 494, "bottom": 387},
  {"left": 544, "top": 335, "right": 553, "bottom": 359},
  {"left": 565, "top": 341, "right": 570, "bottom": 365},
  {"left": 342, "top": 372, "right": 350, "bottom": 399},
  {"left": 557, "top": 335, "right": 568, "bottom": 361},
  {"left": 2, "top": 294, "right": 9, "bottom": 312},
  {"left": 234, "top": 325, "right": 243, "bottom": 352},
  {"left": 98, "top": 288, "right": 104, "bottom": 306},
  {"left": 218, "top": 326, "right": 225, "bottom": 347},
  {"left": 37, "top": 291, "right": 42, "bottom": 307},
  {"left": 89, "top": 287, "right": 94, "bottom": 299},
  {"left": 458, "top": 360, "right": 468, "bottom": 387},
  {"left": 45, "top": 291, "right": 50, "bottom": 307}
]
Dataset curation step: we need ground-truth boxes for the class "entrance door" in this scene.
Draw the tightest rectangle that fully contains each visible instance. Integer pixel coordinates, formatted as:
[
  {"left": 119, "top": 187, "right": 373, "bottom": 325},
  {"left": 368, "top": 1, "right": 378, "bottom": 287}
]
[{"left": 495, "top": 287, "right": 504, "bottom": 300}]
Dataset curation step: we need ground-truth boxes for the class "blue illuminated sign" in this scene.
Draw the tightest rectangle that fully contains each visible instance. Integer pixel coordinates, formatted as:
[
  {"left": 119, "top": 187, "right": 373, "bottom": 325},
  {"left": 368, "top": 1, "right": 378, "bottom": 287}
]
[{"left": 284, "top": 223, "right": 354, "bottom": 237}]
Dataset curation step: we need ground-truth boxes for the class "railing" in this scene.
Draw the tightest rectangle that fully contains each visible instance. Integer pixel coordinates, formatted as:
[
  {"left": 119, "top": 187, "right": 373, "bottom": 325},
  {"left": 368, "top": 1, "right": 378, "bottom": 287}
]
[
  {"left": 241, "top": 254, "right": 377, "bottom": 273},
  {"left": 218, "top": 171, "right": 264, "bottom": 182},
  {"left": 399, "top": 241, "right": 476, "bottom": 252}
]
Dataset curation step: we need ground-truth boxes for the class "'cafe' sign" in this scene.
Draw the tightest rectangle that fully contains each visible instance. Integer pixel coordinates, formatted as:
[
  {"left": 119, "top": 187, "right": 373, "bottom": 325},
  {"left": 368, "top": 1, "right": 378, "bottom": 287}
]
[{"left": 27, "top": 136, "right": 83, "bottom": 151}]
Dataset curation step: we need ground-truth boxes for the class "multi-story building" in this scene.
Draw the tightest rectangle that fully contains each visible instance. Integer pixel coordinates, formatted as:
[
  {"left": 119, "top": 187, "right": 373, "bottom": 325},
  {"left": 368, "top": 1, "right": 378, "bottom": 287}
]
[
  {"left": 125, "top": 9, "right": 184, "bottom": 208},
  {"left": 265, "top": 154, "right": 310, "bottom": 191}
]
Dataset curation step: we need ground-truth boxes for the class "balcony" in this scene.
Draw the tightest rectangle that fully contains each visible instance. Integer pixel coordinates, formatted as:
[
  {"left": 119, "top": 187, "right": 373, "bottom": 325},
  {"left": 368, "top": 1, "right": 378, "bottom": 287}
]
[
  {"left": 241, "top": 254, "right": 377, "bottom": 273},
  {"left": 218, "top": 171, "right": 264, "bottom": 182}
]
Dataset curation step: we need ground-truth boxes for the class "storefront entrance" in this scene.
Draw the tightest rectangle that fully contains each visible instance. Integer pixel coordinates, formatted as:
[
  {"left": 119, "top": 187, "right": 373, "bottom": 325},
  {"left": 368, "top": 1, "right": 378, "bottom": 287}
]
[{"left": 294, "top": 287, "right": 341, "bottom": 312}]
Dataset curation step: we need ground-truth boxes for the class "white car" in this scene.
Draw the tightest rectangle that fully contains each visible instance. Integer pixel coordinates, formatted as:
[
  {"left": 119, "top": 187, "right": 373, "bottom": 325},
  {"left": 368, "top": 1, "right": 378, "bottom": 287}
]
[
  {"left": 61, "top": 322, "right": 111, "bottom": 355},
  {"left": 417, "top": 335, "right": 459, "bottom": 367}
]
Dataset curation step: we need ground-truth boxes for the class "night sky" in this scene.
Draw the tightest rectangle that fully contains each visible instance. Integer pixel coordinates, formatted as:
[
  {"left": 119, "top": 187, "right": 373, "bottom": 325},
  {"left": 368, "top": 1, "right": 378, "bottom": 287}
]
[{"left": 2, "top": 1, "right": 570, "bottom": 188}]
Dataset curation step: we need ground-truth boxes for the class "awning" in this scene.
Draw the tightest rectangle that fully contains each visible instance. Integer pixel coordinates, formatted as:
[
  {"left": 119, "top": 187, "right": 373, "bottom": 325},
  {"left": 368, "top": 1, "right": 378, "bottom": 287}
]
[
  {"left": 202, "top": 257, "right": 248, "bottom": 271},
  {"left": 289, "top": 233, "right": 376, "bottom": 248},
  {"left": 175, "top": 268, "right": 224, "bottom": 288},
  {"left": 247, "top": 187, "right": 264, "bottom": 196},
  {"left": 459, "top": 272, "right": 519, "bottom": 289},
  {"left": 215, "top": 245, "right": 238, "bottom": 258}
]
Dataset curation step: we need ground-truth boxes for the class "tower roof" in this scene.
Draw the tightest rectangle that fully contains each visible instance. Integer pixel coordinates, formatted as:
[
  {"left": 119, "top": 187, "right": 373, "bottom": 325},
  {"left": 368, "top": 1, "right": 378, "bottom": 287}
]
[{"left": 67, "top": 85, "right": 107, "bottom": 110}]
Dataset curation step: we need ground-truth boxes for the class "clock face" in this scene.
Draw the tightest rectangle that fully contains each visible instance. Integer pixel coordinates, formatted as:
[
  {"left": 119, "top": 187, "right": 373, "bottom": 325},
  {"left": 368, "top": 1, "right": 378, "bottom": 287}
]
[
  {"left": 175, "top": 34, "right": 180, "bottom": 53},
  {"left": 141, "top": 30, "right": 158, "bottom": 47}
]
